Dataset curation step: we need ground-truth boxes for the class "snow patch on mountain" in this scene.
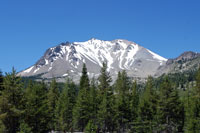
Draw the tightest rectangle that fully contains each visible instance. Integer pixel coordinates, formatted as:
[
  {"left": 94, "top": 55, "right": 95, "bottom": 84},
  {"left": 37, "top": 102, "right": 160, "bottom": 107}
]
[
  {"left": 24, "top": 66, "right": 34, "bottom": 73},
  {"left": 147, "top": 50, "right": 167, "bottom": 61},
  {"left": 33, "top": 68, "right": 40, "bottom": 73},
  {"left": 18, "top": 38, "right": 168, "bottom": 82}
]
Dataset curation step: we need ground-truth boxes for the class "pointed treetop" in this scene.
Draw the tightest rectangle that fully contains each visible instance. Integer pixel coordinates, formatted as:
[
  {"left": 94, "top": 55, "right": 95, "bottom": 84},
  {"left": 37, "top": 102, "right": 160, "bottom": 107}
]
[{"left": 79, "top": 63, "right": 90, "bottom": 90}]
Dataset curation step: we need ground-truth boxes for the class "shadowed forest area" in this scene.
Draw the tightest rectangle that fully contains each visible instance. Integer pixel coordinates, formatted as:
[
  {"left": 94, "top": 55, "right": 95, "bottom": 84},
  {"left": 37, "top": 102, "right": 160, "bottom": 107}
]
[{"left": 0, "top": 63, "right": 200, "bottom": 132}]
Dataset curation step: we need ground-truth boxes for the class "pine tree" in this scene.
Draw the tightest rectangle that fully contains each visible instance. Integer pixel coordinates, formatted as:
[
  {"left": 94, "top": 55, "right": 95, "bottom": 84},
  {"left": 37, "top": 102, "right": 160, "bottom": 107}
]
[
  {"left": 0, "top": 68, "right": 23, "bottom": 132},
  {"left": 187, "top": 67, "right": 200, "bottom": 132},
  {"left": 129, "top": 80, "right": 139, "bottom": 132},
  {"left": 0, "top": 120, "right": 5, "bottom": 133},
  {"left": 115, "top": 70, "right": 130, "bottom": 132},
  {"left": 18, "top": 121, "right": 32, "bottom": 133},
  {"left": 47, "top": 79, "right": 60, "bottom": 130},
  {"left": 55, "top": 78, "right": 76, "bottom": 132},
  {"left": 73, "top": 87, "right": 90, "bottom": 131},
  {"left": 80, "top": 63, "right": 90, "bottom": 90},
  {"left": 73, "top": 64, "right": 90, "bottom": 131},
  {"left": 88, "top": 78, "right": 98, "bottom": 122},
  {"left": 157, "top": 76, "right": 184, "bottom": 132},
  {"left": 24, "top": 81, "right": 49, "bottom": 132},
  {"left": 97, "top": 62, "right": 115, "bottom": 132},
  {"left": 84, "top": 120, "right": 98, "bottom": 133},
  {"left": 187, "top": 99, "right": 200, "bottom": 132},
  {"left": 135, "top": 76, "right": 157, "bottom": 132},
  {"left": 115, "top": 71, "right": 122, "bottom": 93},
  {"left": 97, "top": 88, "right": 115, "bottom": 132},
  {"left": 98, "top": 62, "right": 112, "bottom": 94},
  {"left": 196, "top": 67, "right": 200, "bottom": 96}
]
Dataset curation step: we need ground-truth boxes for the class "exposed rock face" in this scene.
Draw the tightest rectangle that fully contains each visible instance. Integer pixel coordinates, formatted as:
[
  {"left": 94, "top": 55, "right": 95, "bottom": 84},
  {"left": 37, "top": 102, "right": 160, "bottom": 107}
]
[
  {"left": 18, "top": 38, "right": 167, "bottom": 82},
  {"left": 156, "top": 51, "right": 200, "bottom": 76},
  {"left": 171, "top": 51, "right": 200, "bottom": 63}
]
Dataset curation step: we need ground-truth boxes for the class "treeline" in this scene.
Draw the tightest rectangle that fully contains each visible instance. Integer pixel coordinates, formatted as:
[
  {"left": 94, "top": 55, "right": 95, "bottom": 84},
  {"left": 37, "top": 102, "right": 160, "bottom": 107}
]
[{"left": 0, "top": 63, "right": 200, "bottom": 132}]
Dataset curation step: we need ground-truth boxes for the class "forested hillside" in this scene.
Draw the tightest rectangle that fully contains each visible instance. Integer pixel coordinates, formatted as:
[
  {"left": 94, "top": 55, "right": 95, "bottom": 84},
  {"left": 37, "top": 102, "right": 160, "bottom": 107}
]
[{"left": 0, "top": 63, "right": 200, "bottom": 132}]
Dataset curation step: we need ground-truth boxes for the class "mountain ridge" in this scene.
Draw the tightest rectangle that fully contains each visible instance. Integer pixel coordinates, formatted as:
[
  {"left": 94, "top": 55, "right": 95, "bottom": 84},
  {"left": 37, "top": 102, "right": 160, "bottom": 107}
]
[
  {"left": 18, "top": 38, "right": 168, "bottom": 82},
  {"left": 155, "top": 51, "right": 200, "bottom": 77},
  {"left": 18, "top": 39, "right": 200, "bottom": 83}
]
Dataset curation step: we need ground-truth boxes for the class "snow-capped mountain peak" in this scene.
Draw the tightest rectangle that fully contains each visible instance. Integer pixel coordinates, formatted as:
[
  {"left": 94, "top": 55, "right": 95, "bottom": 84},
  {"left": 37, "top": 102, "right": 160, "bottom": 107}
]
[{"left": 18, "top": 39, "right": 167, "bottom": 82}]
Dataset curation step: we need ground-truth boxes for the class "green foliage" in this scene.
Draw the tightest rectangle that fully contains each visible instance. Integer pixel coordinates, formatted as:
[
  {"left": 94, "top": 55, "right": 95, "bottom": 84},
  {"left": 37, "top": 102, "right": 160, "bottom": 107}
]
[
  {"left": 80, "top": 63, "right": 90, "bottom": 90},
  {"left": 98, "top": 62, "right": 112, "bottom": 93},
  {"left": 157, "top": 76, "right": 184, "bottom": 132},
  {"left": 97, "top": 87, "right": 115, "bottom": 132},
  {"left": 1, "top": 66, "right": 200, "bottom": 132},
  {"left": 84, "top": 120, "right": 98, "bottom": 133},
  {"left": 73, "top": 64, "right": 91, "bottom": 131},
  {"left": 0, "top": 70, "right": 3, "bottom": 92},
  {"left": 47, "top": 79, "right": 60, "bottom": 130},
  {"left": 0, "top": 68, "right": 23, "bottom": 132},
  {"left": 23, "top": 81, "right": 49, "bottom": 132},
  {"left": 186, "top": 67, "right": 200, "bottom": 132},
  {"left": 97, "top": 62, "right": 115, "bottom": 132},
  {"left": 73, "top": 87, "right": 90, "bottom": 131},
  {"left": 55, "top": 78, "right": 76, "bottom": 132},
  {"left": 135, "top": 76, "right": 157, "bottom": 132},
  {"left": 155, "top": 70, "right": 197, "bottom": 89},
  {"left": 187, "top": 99, "right": 200, "bottom": 132},
  {"left": 88, "top": 78, "right": 98, "bottom": 121},
  {"left": 115, "top": 70, "right": 131, "bottom": 132},
  {"left": 196, "top": 67, "right": 200, "bottom": 95},
  {"left": 18, "top": 121, "right": 32, "bottom": 133},
  {"left": 0, "top": 120, "right": 6, "bottom": 133},
  {"left": 129, "top": 80, "right": 139, "bottom": 132}
]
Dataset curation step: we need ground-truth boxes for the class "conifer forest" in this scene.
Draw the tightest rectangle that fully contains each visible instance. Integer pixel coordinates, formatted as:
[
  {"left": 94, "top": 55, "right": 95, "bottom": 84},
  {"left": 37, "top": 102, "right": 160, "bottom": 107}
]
[{"left": 0, "top": 63, "right": 200, "bottom": 132}]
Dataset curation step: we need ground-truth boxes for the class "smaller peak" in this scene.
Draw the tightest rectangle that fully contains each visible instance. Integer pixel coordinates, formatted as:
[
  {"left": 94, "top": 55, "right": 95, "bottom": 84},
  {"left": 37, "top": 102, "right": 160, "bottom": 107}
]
[
  {"left": 175, "top": 51, "right": 200, "bottom": 61},
  {"left": 112, "top": 39, "right": 137, "bottom": 45},
  {"left": 59, "top": 41, "right": 71, "bottom": 46},
  {"left": 89, "top": 38, "right": 100, "bottom": 41},
  {"left": 179, "top": 51, "right": 199, "bottom": 57},
  {"left": 182, "top": 51, "right": 197, "bottom": 55},
  {"left": 114, "top": 39, "right": 128, "bottom": 41},
  {"left": 86, "top": 38, "right": 103, "bottom": 44}
]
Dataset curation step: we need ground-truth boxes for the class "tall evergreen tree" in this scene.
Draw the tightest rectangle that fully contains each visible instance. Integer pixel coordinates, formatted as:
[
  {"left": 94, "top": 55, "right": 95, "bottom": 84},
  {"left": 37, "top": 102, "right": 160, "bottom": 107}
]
[
  {"left": 73, "top": 87, "right": 90, "bottom": 131},
  {"left": 0, "top": 70, "right": 4, "bottom": 131},
  {"left": 24, "top": 81, "right": 49, "bottom": 132},
  {"left": 88, "top": 78, "right": 98, "bottom": 122},
  {"left": 18, "top": 120, "right": 32, "bottom": 133},
  {"left": 97, "top": 87, "right": 115, "bottom": 132},
  {"left": 0, "top": 119, "right": 5, "bottom": 132},
  {"left": 47, "top": 79, "right": 60, "bottom": 130},
  {"left": 115, "top": 70, "right": 130, "bottom": 132},
  {"left": 129, "top": 80, "right": 139, "bottom": 132},
  {"left": 84, "top": 120, "right": 98, "bottom": 133},
  {"left": 98, "top": 62, "right": 112, "bottom": 94},
  {"left": 97, "top": 62, "right": 115, "bottom": 132},
  {"left": 196, "top": 67, "right": 200, "bottom": 96},
  {"left": 187, "top": 67, "right": 200, "bottom": 132},
  {"left": 80, "top": 63, "right": 90, "bottom": 90},
  {"left": 84, "top": 79, "right": 99, "bottom": 133},
  {"left": 157, "top": 76, "right": 184, "bottom": 132},
  {"left": 0, "top": 68, "right": 23, "bottom": 132},
  {"left": 135, "top": 76, "right": 157, "bottom": 132},
  {"left": 55, "top": 78, "right": 76, "bottom": 132},
  {"left": 73, "top": 64, "right": 90, "bottom": 131}
]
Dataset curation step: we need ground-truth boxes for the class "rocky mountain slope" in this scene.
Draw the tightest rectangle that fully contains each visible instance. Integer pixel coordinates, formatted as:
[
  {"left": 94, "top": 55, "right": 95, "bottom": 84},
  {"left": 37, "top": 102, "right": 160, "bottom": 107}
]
[
  {"left": 18, "top": 38, "right": 167, "bottom": 82},
  {"left": 155, "top": 51, "right": 200, "bottom": 76}
]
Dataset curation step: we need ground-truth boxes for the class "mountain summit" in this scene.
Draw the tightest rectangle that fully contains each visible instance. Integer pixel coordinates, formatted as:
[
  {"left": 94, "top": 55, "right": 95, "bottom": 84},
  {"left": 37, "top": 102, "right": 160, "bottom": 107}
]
[{"left": 18, "top": 39, "right": 167, "bottom": 82}]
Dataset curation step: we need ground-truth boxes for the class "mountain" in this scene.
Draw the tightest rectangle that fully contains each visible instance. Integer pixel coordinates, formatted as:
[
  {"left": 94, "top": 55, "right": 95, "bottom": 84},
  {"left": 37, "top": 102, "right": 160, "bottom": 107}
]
[
  {"left": 18, "top": 38, "right": 167, "bottom": 82},
  {"left": 155, "top": 51, "right": 200, "bottom": 76}
]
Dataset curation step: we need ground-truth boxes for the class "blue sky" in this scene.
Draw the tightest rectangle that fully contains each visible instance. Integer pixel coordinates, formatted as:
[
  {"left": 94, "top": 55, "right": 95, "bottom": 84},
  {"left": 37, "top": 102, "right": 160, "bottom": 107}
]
[{"left": 0, "top": 0, "right": 200, "bottom": 73}]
